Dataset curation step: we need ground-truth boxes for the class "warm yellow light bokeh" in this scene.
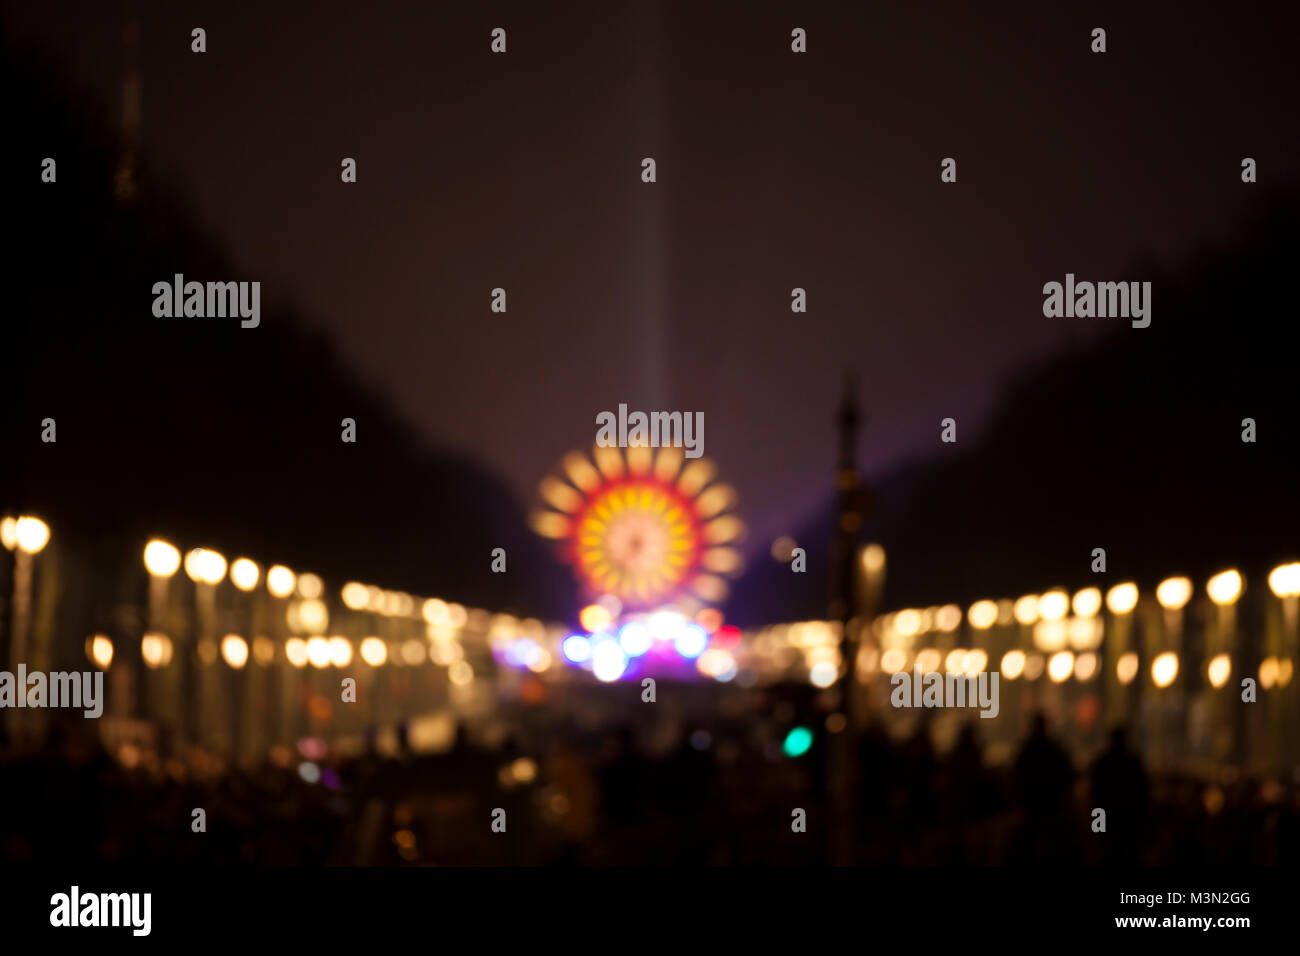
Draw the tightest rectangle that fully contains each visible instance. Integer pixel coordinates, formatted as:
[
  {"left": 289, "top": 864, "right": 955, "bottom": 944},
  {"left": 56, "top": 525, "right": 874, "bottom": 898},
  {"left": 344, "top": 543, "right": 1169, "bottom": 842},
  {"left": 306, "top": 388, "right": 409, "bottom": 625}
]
[
  {"left": 230, "top": 558, "right": 260, "bottom": 591},
  {"left": 579, "top": 604, "right": 612, "bottom": 633},
  {"left": 88, "top": 635, "right": 114, "bottom": 669},
  {"left": 143, "top": 539, "right": 181, "bottom": 577},
  {"left": 1206, "top": 569, "right": 1243, "bottom": 606},
  {"left": 1039, "top": 590, "right": 1069, "bottom": 621},
  {"left": 1000, "top": 649, "right": 1026, "bottom": 680},
  {"left": 141, "top": 633, "right": 174, "bottom": 668},
  {"left": 221, "top": 634, "right": 249, "bottom": 669},
  {"left": 1105, "top": 582, "right": 1139, "bottom": 615},
  {"left": 360, "top": 637, "right": 388, "bottom": 666},
  {"left": 1268, "top": 562, "right": 1300, "bottom": 598},
  {"left": 285, "top": 637, "right": 309, "bottom": 668},
  {"left": 1047, "top": 651, "right": 1075, "bottom": 683},
  {"left": 1072, "top": 587, "right": 1102, "bottom": 618},
  {"left": 15, "top": 516, "right": 51, "bottom": 554},
  {"left": 1152, "top": 651, "right": 1179, "bottom": 688},
  {"left": 1116, "top": 651, "right": 1139, "bottom": 685},
  {"left": 1207, "top": 653, "right": 1231, "bottom": 689},
  {"left": 184, "top": 548, "right": 227, "bottom": 585},
  {"left": 1156, "top": 576, "right": 1192, "bottom": 610},
  {"left": 968, "top": 600, "right": 998, "bottom": 630},
  {"left": 267, "top": 565, "right": 296, "bottom": 598}
]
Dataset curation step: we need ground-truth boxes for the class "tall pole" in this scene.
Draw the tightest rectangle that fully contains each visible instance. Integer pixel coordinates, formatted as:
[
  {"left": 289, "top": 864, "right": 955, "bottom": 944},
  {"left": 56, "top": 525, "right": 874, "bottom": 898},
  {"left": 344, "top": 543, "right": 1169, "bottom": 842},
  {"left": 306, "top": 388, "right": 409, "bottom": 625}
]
[
  {"left": 829, "top": 371, "right": 864, "bottom": 864},
  {"left": 7, "top": 549, "right": 34, "bottom": 747},
  {"left": 832, "top": 371, "right": 863, "bottom": 710}
]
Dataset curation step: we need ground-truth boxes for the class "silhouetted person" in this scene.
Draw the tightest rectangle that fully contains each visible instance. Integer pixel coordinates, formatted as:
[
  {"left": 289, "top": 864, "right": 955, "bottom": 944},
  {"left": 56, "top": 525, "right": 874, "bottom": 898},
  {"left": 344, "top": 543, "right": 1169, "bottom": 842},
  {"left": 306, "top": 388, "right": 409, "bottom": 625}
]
[
  {"left": 900, "top": 723, "right": 937, "bottom": 822},
  {"left": 855, "top": 724, "right": 896, "bottom": 815},
  {"left": 945, "top": 723, "right": 989, "bottom": 822},
  {"left": 600, "top": 728, "right": 644, "bottom": 827},
  {"left": 1014, "top": 713, "right": 1074, "bottom": 817},
  {"left": 1090, "top": 726, "right": 1150, "bottom": 863},
  {"left": 1009, "top": 713, "right": 1078, "bottom": 864},
  {"left": 948, "top": 723, "right": 983, "bottom": 781},
  {"left": 451, "top": 723, "right": 472, "bottom": 755}
]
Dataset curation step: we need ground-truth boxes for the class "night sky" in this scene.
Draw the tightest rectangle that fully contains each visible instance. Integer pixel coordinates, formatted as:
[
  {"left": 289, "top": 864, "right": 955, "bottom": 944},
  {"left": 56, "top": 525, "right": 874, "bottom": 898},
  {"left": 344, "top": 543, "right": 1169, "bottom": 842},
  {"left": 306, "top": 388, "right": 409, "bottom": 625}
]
[{"left": 5, "top": 0, "right": 1298, "bottom": 552}]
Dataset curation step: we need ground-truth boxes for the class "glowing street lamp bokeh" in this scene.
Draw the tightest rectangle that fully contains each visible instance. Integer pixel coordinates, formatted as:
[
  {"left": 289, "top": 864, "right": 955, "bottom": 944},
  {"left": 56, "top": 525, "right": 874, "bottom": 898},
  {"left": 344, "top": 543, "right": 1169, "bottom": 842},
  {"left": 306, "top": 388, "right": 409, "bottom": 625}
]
[
  {"left": 1267, "top": 562, "right": 1300, "bottom": 599},
  {"left": 87, "top": 635, "right": 114, "bottom": 670},
  {"left": 1152, "top": 651, "right": 1179, "bottom": 688},
  {"left": 266, "top": 565, "right": 296, "bottom": 598},
  {"left": 143, "top": 539, "right": 181, "bottom": 577},
  {"left": 1071, "top": 587, "right": 1102, "bottom": 618},
  {"left": 141, "top": 633, "right": 174, "bottom": 668},
  {"left": 1156, "top": 576, "right": 1192, "bottom": 611},
  {"left": 1038, "top": 590, "right": 1069, "bottom": 621},
  {"left": 184, "top": 548, "right": 227, "bottom": 585},
  {"left": 221, "top": 634, "right": 249, "bottom": 669},
  {"left": 1105, "top": 582, "right": 1139, "bottom": 615},
  {"left": 14, "top": 516, "right": 50, "bottom": 554},
  {"left": 229, "top": 558, "right": 260, "bottom": 591},
  {"left": 359, "top": 637, "right": 388, "bottom": 666},
  {"left": 1206, "top": 569, "right": 1243, "bottom": 606}
]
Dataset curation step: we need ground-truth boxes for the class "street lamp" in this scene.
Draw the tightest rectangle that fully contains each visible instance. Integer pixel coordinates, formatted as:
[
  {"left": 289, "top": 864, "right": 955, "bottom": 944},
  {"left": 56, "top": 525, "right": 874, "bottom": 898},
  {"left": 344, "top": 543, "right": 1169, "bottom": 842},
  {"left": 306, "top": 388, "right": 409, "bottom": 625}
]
[
  {"left": 266, "top": 565, "right": 296, "bottom": 598},
  {"left": 14, "top": 516, "right": 50, "bottom": 554},
  {"left": 230, "top": 558, "right": 260, "bottom": 592},
  {"left": 7, "top": 516, "right": 51, "bottom": 744},
  {"left": 1105, "top": 582, "right": 1139, "bottom": 615},
  {"left": 1156, "top": 576, "right": 1192, "bottom": 611},
  {"left": 184, "top": 548, "right": 227, "bottom": 585},
  {"left": 143, "top": 539, "right": 181, "bottom": 578},
  {"left": 1207, "top": 569, "right": 1243, "bottom": 606}
]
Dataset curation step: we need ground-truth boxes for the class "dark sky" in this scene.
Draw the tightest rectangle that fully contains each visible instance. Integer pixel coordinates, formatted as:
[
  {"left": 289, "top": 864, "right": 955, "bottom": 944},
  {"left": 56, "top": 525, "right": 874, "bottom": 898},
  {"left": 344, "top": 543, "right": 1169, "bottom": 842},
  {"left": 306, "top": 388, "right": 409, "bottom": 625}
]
[{"left": 5, "top": 0, "right": 1297, "bottom": 552}]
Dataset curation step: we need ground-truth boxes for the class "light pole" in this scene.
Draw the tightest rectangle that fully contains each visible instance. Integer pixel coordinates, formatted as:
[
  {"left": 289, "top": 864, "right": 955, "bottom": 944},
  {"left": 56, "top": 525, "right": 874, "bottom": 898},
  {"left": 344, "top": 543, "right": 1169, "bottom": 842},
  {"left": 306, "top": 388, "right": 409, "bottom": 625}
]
[
  {"left": 829, "top": 372, "right": 869, "bottom": 865},
  {"left": 1153, "top": 576, "right": 1192, "bottom": 768},
  {"left": 1267, "top": 563, "right": 1300, "bottom": 770},
  {"left": 7, "top": 516, "right": 50, "bottom": 747},
  {"left": 184, "top": 548, "right": 227, "bottom": 750},
  {"left": 1205, "top": 570, "right": 1243, "bottom": 765},
  {"left": 143, "top": 539, "right": 181, "bottom": 733}
]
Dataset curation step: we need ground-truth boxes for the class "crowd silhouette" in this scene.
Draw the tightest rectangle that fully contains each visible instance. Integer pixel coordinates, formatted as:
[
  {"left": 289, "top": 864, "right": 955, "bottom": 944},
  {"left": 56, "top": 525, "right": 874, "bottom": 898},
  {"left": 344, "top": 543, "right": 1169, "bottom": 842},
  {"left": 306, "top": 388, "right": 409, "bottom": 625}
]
[{"left": 2, "top": 700, "right": 1295, "bottom": 867}]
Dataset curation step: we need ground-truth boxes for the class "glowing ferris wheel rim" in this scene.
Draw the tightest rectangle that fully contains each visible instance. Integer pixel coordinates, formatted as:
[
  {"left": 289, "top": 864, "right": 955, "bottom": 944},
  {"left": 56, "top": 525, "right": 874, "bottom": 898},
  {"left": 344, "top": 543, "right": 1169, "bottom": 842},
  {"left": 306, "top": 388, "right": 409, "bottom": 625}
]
[{"left": 530, "top": 443, "right": 745, "bottom": 610}]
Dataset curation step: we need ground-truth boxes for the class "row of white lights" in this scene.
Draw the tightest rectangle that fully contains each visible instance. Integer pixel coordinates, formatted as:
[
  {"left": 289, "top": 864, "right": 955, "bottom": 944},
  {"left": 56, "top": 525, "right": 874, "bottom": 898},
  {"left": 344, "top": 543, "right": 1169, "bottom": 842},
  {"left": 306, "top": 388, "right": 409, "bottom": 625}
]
[
  {"left": 11, "top": 530, "right": 482, "bottom": 681},
  {"left": 851, "top": 566, "right": 1300, "bottom": 691},
  {"left": 85, "top": 632, "right": 479, "bottom": 685},
  {"left": 877, "top": 565, "right": 1300, "bottom": 643},
  {"left": 6, "top": 524, "right": 553, "bottom": 683},
  {"left": 773, "top": 567, "right": 1300, "bottom": 690},
  {"left": 83, "top": 623, "right": 1295, "bottom": 692},
  {"left": 141, "top": 538, "right": 478, "bottom": 631},
  {"left": 868, "top": 646, "right": 1293, "bottom": 690},
  {"left": 19, "top": 524, "right": 1300, "bottom": 613},
  {"left": 22, "top": 520, "right": 1300, "bottom": 692},
  {"left": 143, "top": 537, "right": 316, "bottom": 598},
  {"left": 13, "top": 522, "right": 557, "bottom": 644}
]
